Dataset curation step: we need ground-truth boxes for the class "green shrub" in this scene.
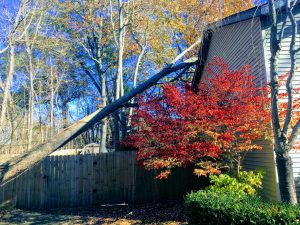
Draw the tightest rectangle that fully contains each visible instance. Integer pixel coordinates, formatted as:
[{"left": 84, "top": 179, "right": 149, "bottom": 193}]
[
  {"left": 185, "top": 190, "right": 300, "bottom": 225},
  {"left": 208, "top": 171, "right": 264, "bottom": 196}
]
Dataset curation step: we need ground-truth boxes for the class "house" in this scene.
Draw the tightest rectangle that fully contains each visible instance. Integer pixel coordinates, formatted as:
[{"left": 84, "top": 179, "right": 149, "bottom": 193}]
[{"left": 192, "top": 0, "right": 300, "bottom": 202}]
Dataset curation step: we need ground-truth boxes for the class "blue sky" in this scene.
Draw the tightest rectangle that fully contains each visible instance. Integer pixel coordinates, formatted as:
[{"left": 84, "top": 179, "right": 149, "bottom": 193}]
[{"left": 0, "top": 0, "right": 265, "bottom": 48}]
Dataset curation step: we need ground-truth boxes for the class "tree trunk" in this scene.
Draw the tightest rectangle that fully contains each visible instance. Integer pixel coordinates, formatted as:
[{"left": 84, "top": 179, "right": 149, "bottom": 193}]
[
  {"left": 276, "top": 152, "right": 297, "bottom": 204},
  {"left": 113, "top": 0, "right": 126, "bottom": 151},
  {"left": 100, "top": 74, "right": 108, "bottom": 153},
  {"left": 129, "top": 46, "right": 146, "bottom": 125},
  {"left": 0, "top": 42, "right": 15, "bottom": 129},
  {"left": 49, "top": 63, "right": 55, "bottom": 137},
  {"left": 268, "top": 0, "right": 298, "bottom": 204},
  {"left": 61, "top": 100, "right": 68, "bottom": 129},
  {"left": 25, "top": 36, "right": 34, "bottom": 151}
]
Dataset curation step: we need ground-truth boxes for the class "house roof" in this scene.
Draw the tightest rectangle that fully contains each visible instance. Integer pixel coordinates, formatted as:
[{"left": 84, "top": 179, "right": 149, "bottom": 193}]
[
  {"left": 192, "top": 0, "right": 300, "bottom": 87},
  {"left": 207, "top": 0, "right": 299, "bottom": 30}
]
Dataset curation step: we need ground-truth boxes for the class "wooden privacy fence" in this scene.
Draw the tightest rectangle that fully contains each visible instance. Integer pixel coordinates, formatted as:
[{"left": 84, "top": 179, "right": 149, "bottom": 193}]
[{"left": 0, "top": 151, "right": 207, "bottom": 209}]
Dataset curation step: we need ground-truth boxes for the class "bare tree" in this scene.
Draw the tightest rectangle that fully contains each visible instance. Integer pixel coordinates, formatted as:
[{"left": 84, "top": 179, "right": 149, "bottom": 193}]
[
  {"left": 0, "top": 0, "right": 34, "bottom": 129},
  {"left": 109, "top": 0, "right": 130, "bottom": 150},
  {"left": 24, "top": 13, "right": 41, "bottom": 150}
]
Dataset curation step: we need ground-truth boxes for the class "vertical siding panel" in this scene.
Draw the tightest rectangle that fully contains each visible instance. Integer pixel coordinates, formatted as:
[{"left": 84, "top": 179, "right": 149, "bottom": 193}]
[
  {"left": 93, "top": 154, "right": 100, "bottom": 205},
  {"left": 87, "top": 154, "right": 93, "bottom": 205},
  {"left": 70, "top": 155, "right": 76, "bottom": 207},
  {"left": 56, "top": 155, "right": 61, "bottom": 208},
  {"left": 78, "top": 154, "right": 83, "bottom": 206},
  {"left": 99, "top": 153, "right": 105, "bottom": 202},
  {"left": 204, "top": 17, "right": 278, "bottom": 202},
  {"left": 43, "top": 157, "right": 49, "bottom": 209}
]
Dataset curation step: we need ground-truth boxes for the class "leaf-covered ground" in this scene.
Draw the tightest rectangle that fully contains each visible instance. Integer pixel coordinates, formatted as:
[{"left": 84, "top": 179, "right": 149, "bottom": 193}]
[{"left": 0, "top": 201, "right": 187, "bottom": 225}]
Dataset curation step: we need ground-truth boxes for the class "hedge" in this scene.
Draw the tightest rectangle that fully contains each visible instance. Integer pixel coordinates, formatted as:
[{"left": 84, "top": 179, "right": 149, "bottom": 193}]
[{"left": 185, "top": 190, "right": 300, "bottom": 225}]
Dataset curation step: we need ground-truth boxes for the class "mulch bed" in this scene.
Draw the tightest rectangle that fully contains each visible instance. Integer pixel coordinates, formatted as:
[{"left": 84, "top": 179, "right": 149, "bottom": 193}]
[{"left": 0, "top": 201, "right": 187, "bottom": 224}]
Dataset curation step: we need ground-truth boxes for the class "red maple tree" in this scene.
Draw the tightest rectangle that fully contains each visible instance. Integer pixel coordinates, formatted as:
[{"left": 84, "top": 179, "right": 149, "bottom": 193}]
[{"left": 124, "top": 58, "right": 271, "bottom": 179}]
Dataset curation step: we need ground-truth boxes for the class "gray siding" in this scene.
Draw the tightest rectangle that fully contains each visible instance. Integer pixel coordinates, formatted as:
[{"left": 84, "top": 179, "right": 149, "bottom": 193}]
[
  {"left": 261, "top": 5, "right": 300, "bottom": 202},
  {"left": 290, "top": 150, "right": 300, "bottom": 198},
  {"left": 203, "top": 18, "right": 279, "bottom": 201},
  {"left": 243, "top": 141, "right": 279, "bottom": 201},
  {"left": 204, "top": 18, "right": 267, "bottom": 87}
]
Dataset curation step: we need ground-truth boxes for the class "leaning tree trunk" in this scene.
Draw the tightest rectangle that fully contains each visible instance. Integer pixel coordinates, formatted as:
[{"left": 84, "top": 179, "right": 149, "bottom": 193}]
[
  {"left": 276, "top": 152, "right": 297, "bottom": 203},
  {"left": 0, "top": 57, "right": 198, "bottom": 184}
]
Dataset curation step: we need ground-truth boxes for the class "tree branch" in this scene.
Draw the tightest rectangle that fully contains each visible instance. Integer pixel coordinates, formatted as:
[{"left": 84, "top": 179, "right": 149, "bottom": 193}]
[
  {"left": 0, "top": 46, "right": 9, "bottom": 55},
  {"left": 288, "top": 119, "right": 300, "bottom": 151},
  {"left": 80, "top": 62, "right": 102, "bottom": 94},
  {"left": 171, "top": 39, "right": 202, "bottom": 64},
  {"left": 269, "top": 0, "right": 284, "bottom": 153},
  {"left": 283, "top": 0, "right": 297, "bottom": 136}
]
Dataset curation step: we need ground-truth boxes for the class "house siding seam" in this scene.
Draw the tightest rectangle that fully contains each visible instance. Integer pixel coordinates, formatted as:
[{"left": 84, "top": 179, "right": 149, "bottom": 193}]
[
  {"left": 262, "top": 6, "right": 300, "bottom": 202},
  {"left": 202, "top": 17, "right": 279, "bottom": 201}
]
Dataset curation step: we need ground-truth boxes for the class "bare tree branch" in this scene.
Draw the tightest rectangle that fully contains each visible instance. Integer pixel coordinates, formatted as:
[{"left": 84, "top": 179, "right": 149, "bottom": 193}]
[{"left": 0, "top": 46, "right": 9, "bottom": 54}]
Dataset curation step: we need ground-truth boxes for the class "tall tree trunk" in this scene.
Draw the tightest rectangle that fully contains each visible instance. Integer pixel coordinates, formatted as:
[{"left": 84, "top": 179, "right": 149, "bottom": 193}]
[
  {"left": 49, "top": 63, "right": 55, "bottom": 137},
  {"left": 62, "top": 101, "right": 68, "bottom": 129},
  {"left": 129, "top": 46, "right": 146, "bottom": 123},
  {"left": 0, "top": 42, "right": 15, "bottom": 129},
  {"left": 25, "top": 36, "right": 34, "bottom": 151},
  {"left": 114, "top": 0, "right": 126, "bottom": 151},
  {"left": 100, "top": 74, "right": 108, "bottom": 153}
]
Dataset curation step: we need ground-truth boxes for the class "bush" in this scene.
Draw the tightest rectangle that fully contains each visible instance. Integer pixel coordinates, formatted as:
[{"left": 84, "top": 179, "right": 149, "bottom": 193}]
[
  {"left": 185, "top": 190, "right": 300, "bottom": 225},
  {"left": 208, "top": 171, "right": 264, "bottom": 197}
]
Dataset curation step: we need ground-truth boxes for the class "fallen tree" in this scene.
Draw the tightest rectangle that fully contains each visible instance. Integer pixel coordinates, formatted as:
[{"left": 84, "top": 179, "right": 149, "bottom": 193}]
[{"left": 0, "top": 39, "right": 200, "bottom": 184}]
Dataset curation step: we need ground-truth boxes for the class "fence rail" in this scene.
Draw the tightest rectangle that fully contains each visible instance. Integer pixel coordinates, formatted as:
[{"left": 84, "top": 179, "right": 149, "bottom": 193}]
[{"left": 0, "top": 151, "right": 206, "bottom": 209}]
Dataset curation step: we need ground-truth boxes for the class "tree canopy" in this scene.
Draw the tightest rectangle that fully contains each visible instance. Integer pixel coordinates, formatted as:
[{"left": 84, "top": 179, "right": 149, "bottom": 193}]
[{"left": 124, "top": 58, "right": 270, "bottom": 179}]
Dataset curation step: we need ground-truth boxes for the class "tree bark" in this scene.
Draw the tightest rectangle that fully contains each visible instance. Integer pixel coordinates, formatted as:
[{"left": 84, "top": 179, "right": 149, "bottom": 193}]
[
  {"left": 100, "top": 73, "right": 108, "bottom": 153},
  {"left": 113, "top": 0, "right": 127, "bottom": 151},
  {"left": 25, "top": 34, "right": 34, "bottom": 151},
  {"left": 61, "top": 101, "right": 68, "bottom": 129},
  {"left": 0, "top": 42, "right": 15, "bottom": 129},
  {"left": 129, "top": 46, "right": 146, "bottom": 124},
  {"left": 276, "top": 153, "right": 297, "bottom": 203},
  {"left": 49, "top": 63, "right": 55, "bottom": 137}
]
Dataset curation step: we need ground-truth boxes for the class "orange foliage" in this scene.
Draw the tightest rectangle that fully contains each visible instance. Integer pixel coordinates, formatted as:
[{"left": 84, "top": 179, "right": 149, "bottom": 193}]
[{"left": 124, "top": 58, "right": 270, "bottom": 178}]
